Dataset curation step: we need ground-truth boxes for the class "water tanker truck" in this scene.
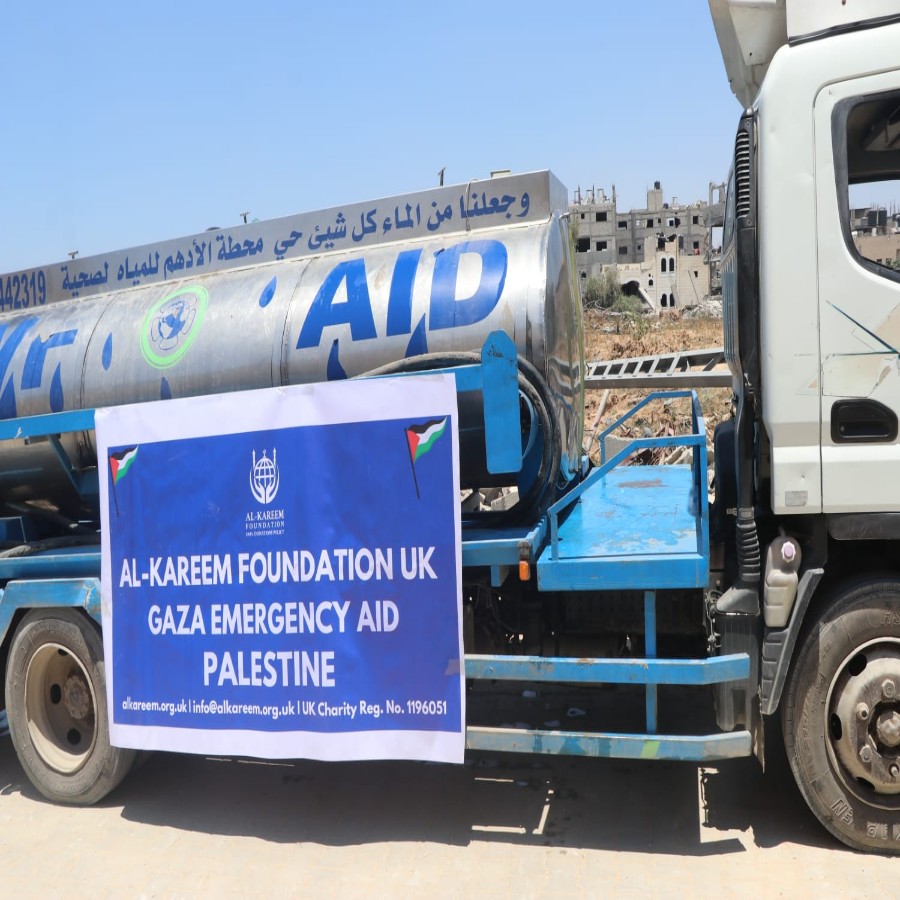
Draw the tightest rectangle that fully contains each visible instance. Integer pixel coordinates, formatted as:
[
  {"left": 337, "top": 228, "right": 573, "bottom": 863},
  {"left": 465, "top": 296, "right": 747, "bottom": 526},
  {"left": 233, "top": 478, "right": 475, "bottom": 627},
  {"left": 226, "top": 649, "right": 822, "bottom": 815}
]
[{"left": 1, "top": 0, "right": 900, "bottom": 854}]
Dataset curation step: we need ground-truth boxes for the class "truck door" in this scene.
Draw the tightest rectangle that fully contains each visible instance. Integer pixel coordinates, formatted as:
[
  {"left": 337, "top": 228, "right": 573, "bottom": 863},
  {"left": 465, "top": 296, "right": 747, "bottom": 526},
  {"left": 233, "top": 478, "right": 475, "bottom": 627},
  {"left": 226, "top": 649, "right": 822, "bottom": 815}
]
[{"left": 815, "top": 74, "right": 900, "bottom": 514}]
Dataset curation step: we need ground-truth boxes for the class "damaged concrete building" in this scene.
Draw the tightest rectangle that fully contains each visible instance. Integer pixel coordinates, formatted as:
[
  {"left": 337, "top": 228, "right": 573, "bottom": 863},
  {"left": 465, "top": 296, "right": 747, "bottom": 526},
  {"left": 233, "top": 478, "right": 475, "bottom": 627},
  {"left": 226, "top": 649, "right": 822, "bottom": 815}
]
[
  {"left": 570, "top": 180, "right": 723, "bottom": 312},
  {"left": 615, "top": 236, "right": 711, "bottom": 312},
  {"left": 571, "top": 179, "right": 899, "bottom": 314}
]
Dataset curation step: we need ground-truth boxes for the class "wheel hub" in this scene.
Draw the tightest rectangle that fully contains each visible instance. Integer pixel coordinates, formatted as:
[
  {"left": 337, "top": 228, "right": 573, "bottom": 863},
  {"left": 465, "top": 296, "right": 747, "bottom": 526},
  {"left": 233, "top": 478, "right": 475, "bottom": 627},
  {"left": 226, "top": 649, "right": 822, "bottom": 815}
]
[
  {"left": 877, "top": 709, "right": 900, "bottom": 749},
  {"left": 831, "top": 642, "right": 900, "bottom": 794},
  {"left": 24, "top": 643, "right": 97, "bottom": 774},
  {"left": 64, "top": 673, "right": 91, "bottom": 720}
]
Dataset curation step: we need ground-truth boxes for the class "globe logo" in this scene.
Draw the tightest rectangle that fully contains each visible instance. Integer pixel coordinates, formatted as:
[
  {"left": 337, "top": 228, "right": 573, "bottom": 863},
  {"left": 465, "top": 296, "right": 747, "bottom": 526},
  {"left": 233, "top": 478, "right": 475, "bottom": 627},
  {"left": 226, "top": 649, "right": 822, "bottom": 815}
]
[
  {"left": 151, "top": 296, "right": 196, "bottom": 352},
  {"left": 250, "top": 449, "right": 280, "bottom": 504},
  {"left": 141, "top": 285, "right": 209, "bottom": 370}
]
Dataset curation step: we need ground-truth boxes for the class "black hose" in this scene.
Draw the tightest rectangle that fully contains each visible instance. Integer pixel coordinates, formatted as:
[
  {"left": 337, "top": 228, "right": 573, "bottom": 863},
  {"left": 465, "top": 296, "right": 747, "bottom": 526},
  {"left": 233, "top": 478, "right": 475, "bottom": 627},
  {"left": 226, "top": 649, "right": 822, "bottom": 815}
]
[{"left": 359, "top": 351, "right": 563, "bottom": 525}]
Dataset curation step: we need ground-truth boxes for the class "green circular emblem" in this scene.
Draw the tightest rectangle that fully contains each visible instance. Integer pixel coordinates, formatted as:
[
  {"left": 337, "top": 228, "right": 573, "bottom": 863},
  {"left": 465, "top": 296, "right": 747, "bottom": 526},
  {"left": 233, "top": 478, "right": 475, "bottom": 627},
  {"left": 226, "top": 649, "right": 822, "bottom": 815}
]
[{"left": 141, "top": 285, "right": 209, "bottom": 369}]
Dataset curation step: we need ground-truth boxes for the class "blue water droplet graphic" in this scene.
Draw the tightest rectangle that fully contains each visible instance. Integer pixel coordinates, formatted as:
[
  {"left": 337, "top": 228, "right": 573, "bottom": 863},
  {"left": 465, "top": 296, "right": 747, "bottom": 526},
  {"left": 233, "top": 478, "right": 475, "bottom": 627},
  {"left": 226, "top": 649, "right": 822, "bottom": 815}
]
[
  {"left": 50, "top": 364, "right": 64, "bottom": 412},
  {"left": 259, "top": 276, "right": 277, "bottom": 308},
  {"left": 102, "top": 334, "right": 113, "bottom": 370}
]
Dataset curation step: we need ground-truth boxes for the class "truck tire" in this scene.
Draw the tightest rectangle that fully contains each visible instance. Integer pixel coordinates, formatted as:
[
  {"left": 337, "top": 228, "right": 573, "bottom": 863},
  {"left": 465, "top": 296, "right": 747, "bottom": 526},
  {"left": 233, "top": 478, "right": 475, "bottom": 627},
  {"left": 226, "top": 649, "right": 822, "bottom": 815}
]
[
  {"left": 5, "top": 608, "right": 135, "bottom": 805},
  {"left": 782, "top": 577, "right": 900, "bottom": 853}
]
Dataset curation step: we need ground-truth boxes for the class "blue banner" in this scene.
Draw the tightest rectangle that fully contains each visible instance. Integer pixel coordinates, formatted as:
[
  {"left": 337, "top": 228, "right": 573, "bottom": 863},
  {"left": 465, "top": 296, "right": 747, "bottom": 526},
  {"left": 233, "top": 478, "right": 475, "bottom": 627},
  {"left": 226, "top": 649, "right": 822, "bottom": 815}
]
[{"left": 97, "top": 375, "right": 463, "bottom": 762}]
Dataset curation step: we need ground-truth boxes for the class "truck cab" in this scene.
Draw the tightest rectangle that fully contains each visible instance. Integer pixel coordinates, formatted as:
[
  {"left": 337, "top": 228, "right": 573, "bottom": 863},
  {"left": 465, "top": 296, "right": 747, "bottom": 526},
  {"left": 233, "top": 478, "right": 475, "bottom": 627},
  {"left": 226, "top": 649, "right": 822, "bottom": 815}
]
[{"left": 712, "top": 0, "right": 900, "bottom": 852}]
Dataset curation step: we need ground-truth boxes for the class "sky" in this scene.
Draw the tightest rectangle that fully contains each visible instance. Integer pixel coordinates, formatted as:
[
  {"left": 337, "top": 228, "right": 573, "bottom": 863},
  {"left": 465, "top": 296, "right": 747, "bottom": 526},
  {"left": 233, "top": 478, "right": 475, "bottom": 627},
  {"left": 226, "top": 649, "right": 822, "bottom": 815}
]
[{"left": 0, "top": 1, "right": 743, "bottom": 274}]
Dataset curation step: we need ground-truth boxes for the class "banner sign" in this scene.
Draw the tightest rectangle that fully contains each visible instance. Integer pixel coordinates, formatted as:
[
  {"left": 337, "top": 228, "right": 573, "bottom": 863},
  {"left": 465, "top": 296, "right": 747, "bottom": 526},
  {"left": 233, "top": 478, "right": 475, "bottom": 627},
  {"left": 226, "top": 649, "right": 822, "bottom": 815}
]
[{"left": 97, "top": 374, "right": 464, "bottom": 763}]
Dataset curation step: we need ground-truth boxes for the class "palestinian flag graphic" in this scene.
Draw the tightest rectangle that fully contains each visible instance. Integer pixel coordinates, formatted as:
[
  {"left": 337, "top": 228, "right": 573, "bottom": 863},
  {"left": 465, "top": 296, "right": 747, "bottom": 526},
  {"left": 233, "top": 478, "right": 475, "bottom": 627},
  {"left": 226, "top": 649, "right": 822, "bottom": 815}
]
[
  {"left": 108, "top": 446, "right": 139, "bottom": 516},
  {"left": 109, "top": 446, "right": 139, "bottom": 484},
  {"left": 406, "top": 418, "right": 447, "bottom": 463},
  {"left": 405, "top": 418, "right": 447, "bottom": 499}
]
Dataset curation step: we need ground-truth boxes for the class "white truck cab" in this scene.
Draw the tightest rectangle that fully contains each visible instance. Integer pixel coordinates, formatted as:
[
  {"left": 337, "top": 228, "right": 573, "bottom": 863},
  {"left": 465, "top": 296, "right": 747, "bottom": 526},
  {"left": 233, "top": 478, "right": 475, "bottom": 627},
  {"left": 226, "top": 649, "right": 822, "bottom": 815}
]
[{"left": 709, "top": 0, "right": 900, "bottom": 852}]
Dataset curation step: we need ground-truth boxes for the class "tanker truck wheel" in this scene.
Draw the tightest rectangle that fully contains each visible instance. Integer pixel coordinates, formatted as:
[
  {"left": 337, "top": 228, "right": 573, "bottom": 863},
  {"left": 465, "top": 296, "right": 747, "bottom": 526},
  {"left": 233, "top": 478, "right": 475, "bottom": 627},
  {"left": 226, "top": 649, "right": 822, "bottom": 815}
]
[
  {"left": 782, "top": 577, "right": 900, "bottom": 853},
  {"left": 5, "top": 608, "right": 135, "bottom": 805}
]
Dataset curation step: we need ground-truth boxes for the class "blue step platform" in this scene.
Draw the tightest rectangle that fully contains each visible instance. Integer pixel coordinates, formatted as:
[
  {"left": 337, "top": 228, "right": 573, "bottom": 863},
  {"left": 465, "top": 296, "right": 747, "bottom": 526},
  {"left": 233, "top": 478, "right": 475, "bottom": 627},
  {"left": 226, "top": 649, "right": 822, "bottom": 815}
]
[
  {"left": 537, "top": 464, "right": 708, "bottom": 591},
  {"left": 538, "top": 391, "right": 710, "bottom": 592}
]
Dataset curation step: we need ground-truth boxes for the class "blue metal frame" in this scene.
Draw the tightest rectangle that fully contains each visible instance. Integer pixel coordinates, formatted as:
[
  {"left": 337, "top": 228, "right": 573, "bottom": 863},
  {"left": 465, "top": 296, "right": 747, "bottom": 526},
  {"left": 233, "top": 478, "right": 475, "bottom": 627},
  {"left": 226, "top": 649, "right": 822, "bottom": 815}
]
[
  {"left": 466, "top": 727, "right": 751, "bottom": 761},
  {"left": 460, "top": 520, "right": 547, "bottom": 568},
  {"left": 0, "top": 550, "right": 100, "bottom": 583},
  {"left": 464, "top": 636, "right": 751, "bottom": 760},
  {"left": 645, "top": 591, "right": 658, "bottom": 732},
  {"left": 0, "top": 407, "right": 95, "bottom": 441},
  {"left": 0, "top": 340, "right": 752, "bottom": 766},
  {"left": 465, "top": 652, "right": 749, "bottom": 686}
]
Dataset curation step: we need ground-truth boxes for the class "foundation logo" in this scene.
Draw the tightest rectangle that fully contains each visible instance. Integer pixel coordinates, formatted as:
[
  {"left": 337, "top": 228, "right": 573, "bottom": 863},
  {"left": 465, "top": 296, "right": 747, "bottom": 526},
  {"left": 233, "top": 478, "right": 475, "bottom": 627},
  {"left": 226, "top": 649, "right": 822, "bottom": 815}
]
[
  {"left": 246, "top": 448, "right": 285, "bottom": 538},
  {"left": 141, "top": 285, "right": 209, "bottom": 369},
  {"left": 250, "top": 448, "right": 280, "bottom": 504}
]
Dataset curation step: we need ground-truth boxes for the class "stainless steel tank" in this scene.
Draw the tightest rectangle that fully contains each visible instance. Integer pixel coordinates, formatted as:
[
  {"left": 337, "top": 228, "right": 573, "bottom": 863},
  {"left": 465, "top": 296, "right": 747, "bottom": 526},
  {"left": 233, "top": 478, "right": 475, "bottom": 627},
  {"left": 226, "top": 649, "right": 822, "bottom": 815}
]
[{"left": 0, "top": 171, "right": 583, "bottom": 516}]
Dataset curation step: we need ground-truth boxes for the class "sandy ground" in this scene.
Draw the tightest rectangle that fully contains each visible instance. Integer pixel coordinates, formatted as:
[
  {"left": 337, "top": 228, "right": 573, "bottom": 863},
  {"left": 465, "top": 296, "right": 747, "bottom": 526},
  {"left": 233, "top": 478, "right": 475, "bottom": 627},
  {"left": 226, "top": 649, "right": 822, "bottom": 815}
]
[{"left": 1, "top": 710, "right": 896, "bottom": 899}]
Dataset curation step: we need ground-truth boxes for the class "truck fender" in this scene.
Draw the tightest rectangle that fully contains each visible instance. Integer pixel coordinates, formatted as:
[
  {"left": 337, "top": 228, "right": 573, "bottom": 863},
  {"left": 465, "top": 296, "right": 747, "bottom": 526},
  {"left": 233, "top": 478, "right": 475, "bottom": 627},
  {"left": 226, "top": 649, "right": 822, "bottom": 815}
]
[
  {"left": 759, "top": 568, "right": 824, "bottom": 715},
  {"left": 0, "top": 578, "right": 101, "bottom": 652}
]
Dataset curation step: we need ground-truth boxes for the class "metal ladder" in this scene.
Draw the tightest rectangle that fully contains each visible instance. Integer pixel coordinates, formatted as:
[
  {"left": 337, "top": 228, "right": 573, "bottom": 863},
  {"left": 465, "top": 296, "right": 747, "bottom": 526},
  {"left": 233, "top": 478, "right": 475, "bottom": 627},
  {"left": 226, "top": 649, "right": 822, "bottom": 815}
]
[{"left": 585, "top": 347, "right": 731, "bottom": 389}]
